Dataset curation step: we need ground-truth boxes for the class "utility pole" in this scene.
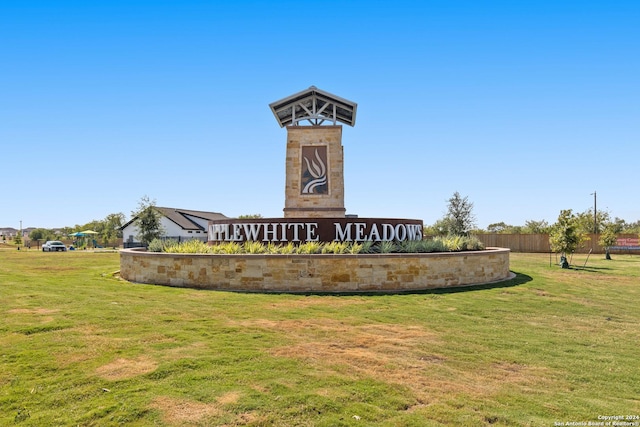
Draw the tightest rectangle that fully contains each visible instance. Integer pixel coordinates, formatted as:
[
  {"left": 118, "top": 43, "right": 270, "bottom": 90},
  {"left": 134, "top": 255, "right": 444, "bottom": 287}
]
[{"left": 591, "top": 192, "right": 597, "bottom": 234}]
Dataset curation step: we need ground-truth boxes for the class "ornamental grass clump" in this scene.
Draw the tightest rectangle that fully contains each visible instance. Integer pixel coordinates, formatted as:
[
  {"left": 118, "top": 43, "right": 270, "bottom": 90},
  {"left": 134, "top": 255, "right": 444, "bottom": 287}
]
[
  {"left": 277, "top": 242, "right": 297, "bottom": 254},
  {"left": 420, "top": 238, "right": 447, "bottom": 253},
  {"left": 322, "top": 241, "right": 350, "bottom": 254},
  {"left": 213, "top": 242, "right": 243, "bottom": 254},
  {"left": 243, "top": 241, "right": 267, "bottom": 254},
  {"left": 434, "top": 235, "right": 485, "bottom": 252},
  {"left": 265, "top": 242, "right": 283, "bottom": 254},
  {"left": 157, "top": 237, "right": 484, "bottom": 254},
  {"left": 359, "top": 240, "right": 374, "bottom": 254},
  {"left": 165, "top": 239, "right": 212, "bottom": 254},
  {"left": 348, "top": 242, "right": 363, "bottom": 254},
  {"left": 376, "top": 241, "right": 397, "bottom": 253},
  {"left": 440, "top": 235, "right": 465, "bottom": 252},
  {"left": 398, "top": 240, "right": 421, "bottom": 253},
  {"left": 296, "top": 241, "right": 323, "bottom": 254}
]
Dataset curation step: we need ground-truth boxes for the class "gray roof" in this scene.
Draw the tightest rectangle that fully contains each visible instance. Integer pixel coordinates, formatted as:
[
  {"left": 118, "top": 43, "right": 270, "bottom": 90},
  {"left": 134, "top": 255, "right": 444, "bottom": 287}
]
[
  {"left": 157, "top": 207, "right": 227, "bottom": 231},
  {"left": 121, "top": 207, "right": 227, "bottom": 231},
  {"left": 269, "top": 86, "right": 357, "bottom": 127}
]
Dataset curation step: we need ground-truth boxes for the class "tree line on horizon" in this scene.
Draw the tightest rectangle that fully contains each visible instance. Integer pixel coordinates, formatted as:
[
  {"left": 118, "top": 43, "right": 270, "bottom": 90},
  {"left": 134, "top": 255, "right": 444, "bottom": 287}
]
[
  {"left": 4, "top": 213, "right": 126, "bottom": 248},
  {"left": 422, "top": 192, "right": 638, "bottom": 268},
  {"left": 4, "top": 193, "right": 638, "bottom": 257},
  {"left": 421, "top": 192, "right": 640, "bottom": 236}
]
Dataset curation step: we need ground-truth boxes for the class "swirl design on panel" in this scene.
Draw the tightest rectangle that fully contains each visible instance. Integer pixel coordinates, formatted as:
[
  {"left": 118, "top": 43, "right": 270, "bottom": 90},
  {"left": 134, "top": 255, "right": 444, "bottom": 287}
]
[{"left": 302, "top": 148, "right": 327, "bottom": 194}]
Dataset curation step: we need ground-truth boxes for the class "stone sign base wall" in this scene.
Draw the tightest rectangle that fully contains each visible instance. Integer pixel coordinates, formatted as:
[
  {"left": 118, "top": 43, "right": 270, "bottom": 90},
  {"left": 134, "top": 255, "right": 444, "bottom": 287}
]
[{"left": 119, "top": 248, "right": 510, "bottom": 293}]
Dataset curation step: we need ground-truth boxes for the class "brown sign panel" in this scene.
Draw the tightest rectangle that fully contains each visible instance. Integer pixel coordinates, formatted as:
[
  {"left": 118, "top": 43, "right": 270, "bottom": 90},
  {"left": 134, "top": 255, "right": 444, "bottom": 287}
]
[
  {"left": 209, "top": 218, "right": 424, "bottom": 244},
  {"left": 300, "top": 145, "right": 328, "bottom": 195}
]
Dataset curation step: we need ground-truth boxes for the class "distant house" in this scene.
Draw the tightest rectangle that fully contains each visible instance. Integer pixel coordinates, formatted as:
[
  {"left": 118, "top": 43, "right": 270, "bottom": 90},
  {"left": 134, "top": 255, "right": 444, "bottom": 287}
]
[
  {"left": 0, "top": 228, "right": 17, "bottom": 239},
  {"left": 121, "top": 207, "right": 227, "bottom": 247}
]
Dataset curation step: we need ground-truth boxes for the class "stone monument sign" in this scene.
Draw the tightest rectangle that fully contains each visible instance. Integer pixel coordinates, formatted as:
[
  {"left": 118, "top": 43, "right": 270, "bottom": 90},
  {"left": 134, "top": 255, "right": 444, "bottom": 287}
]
[{"left": 208, "top": 86, "right": 422, "bottom": 244}]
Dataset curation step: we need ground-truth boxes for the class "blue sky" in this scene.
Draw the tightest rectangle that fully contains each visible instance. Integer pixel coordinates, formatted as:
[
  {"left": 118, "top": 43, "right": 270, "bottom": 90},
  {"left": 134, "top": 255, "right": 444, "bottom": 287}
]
[{"left": 1, "top": 1, "right": 638, "bottom": 229}]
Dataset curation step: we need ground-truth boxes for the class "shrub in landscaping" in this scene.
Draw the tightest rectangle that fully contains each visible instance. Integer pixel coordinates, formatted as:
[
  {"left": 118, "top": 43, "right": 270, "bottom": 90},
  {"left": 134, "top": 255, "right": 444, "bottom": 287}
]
[
  {"left": 243, "top": 241, "right": 267, "bottom": 254},
  {"left": 296, "top": 241, "right": 323, "bottom": 254},
  {"left": 148, "top": 238, "right": 178, "bottom": 252},
  {"left": 165, "top": 239, "right": 212, "bottom": 254},
  {"left": 158, "top": 237, "right": 485, "bottom": 254},
  {"left": 321, "top": 241, "right": 350, "bottom": 254}
]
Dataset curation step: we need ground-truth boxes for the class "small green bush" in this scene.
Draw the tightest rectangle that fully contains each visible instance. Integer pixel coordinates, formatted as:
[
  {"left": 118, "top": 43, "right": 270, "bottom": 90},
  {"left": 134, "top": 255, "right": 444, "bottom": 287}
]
[
  {"left": 147, "top": 238, "right": 163, "bottom": 252},
  {"left": 148, "top": 238, "right": 178, "bottom": 252}
]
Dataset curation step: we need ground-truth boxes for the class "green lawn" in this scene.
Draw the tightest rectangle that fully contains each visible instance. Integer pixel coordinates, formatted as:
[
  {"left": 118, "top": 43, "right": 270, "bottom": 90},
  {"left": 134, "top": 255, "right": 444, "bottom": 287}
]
[{"left": 1, "top": 249, "right": 639, "bottom": 426}]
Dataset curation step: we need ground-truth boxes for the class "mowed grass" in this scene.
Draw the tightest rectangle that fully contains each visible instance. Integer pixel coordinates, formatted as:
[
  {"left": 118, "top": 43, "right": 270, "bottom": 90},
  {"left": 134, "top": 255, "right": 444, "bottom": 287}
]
[{"left": 1, "top": 249, "right": 639, "bottom": 426}]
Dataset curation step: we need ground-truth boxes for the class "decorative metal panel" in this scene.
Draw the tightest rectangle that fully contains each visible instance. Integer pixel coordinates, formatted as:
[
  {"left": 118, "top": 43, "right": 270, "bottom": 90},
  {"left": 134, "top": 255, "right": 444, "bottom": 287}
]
[{"left": 300, "top": 145, "right": 328, "bottom": 195}]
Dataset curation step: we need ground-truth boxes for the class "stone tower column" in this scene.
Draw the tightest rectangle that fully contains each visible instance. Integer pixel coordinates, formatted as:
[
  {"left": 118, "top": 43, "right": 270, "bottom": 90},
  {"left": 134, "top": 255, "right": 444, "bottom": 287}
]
[
  {"left": 270, "top": 86, "right": 356, "bottom": 218},
  {"left": 284, "top": 125, "right": 345, "bottom": 218}
]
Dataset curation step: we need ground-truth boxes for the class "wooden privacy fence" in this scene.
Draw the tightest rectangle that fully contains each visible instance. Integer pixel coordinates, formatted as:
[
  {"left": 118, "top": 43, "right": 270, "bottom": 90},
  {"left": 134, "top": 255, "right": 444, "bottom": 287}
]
[
  {"left": 475, "top": 233, "right": 639, "bottom": 254},
  {"left": 478, "top": 234, "right": 550, "bottom": 253}
]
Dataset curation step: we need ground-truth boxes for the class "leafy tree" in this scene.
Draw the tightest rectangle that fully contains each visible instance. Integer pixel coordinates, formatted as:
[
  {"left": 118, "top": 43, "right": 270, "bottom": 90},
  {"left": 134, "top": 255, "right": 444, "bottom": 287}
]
[
  {"left": 80, "top": 220, "right": 102, "bottom": 231},
  {"left": 29, "top": 229, "right": 45, "bottom": 241},
  {"left": 575, "top": 208, "right": 610, "bottom": 235},
  {"left": 132, "top": 196, "right": 164, "bottom": 245},
  {"left": 485, "top": 222, "right": 524, "bottom": 234},
  {"left": 549, "top": 209, "right": 587, "bottom": 268},
  {"left": 102, "top": 213, "right": 125, "bottom": 244},
  {"left": 60, "top": 227, "right": 73, "bottom": 237},
  {"left": 73, "top": 214, "right": 125, "bottom": 247},
  {"left": 444, "top": 191, "right": 476, "bottom": 236},
  {"left": 14, "top": 232, "right": 22, "bottom": 245},
  {"left": 487, "top": 222, "right": 509, "bottom": 233},
  {"left": 599, "top": 221, "right": 621, "bottom": 260},
  {"left": 238, "top": 214, "right": 263, "bottom": 219},
  {"left": 618, "top": 219, "right": 640, "bottom": 234},
  {"left": 29, "top": 228, "right": 55, "bottom": 242},
  {"left": 523, "top": 220, "right": 551, "bottom": 234},
  {"left": 423, "top": 218, "right": 450, "bottom": 236}
]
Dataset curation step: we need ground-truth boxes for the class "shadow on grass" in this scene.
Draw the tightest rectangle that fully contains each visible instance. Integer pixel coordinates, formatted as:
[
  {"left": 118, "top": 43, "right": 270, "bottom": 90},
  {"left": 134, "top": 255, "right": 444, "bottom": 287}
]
[
  {"left": 410, "top": 271, "right": 533, "bottom": 295},
  {"left": 569, "top": 265, "right": 614, "bottom": 272},
  {"left": 562, "top": 258, "right": 614, "bottom": 272},
  {"left": 267, "top": 272, "right": 534, "bottom": 297}
]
